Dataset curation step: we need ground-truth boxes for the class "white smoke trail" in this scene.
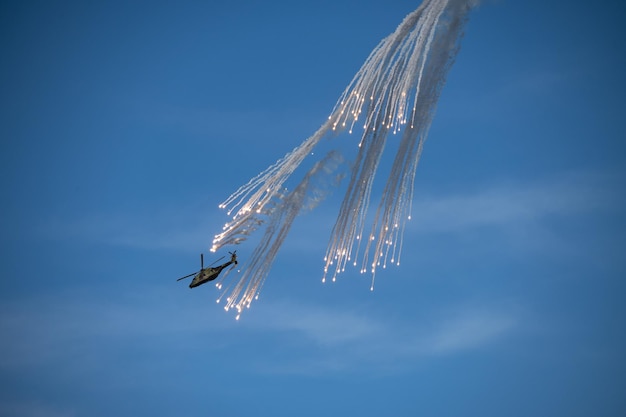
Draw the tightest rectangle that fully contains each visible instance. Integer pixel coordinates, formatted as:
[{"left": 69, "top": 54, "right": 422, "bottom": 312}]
[
  {"left": 211, "top": 0, "right": 475, "bottom": 316},
  {"left": 215, "top": 151, "right": 346, "bottom": 320}
]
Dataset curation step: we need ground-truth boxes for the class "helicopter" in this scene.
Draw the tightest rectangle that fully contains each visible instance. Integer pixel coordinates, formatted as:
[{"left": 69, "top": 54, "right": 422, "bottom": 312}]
[{"left": 176, "top": 251, "right": 237, "bottom": 288}]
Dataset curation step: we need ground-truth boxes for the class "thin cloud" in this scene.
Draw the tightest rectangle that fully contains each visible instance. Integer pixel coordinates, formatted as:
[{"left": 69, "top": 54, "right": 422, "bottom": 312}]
[
  {"left": 422, "top": 312, "right": 517, "bottom": 354},
  {"left": 246, "top": 300, "right": 518, "bottom": 375},
  {"left": 411, "top": 170, "right": 622, "bottom": 234},
  {"left": 0, "top": 288, "right": 517, "bottom": 376},
  {"left": 33, "top": 170, "right": 621, "bottom": 255},
  {"left": 37, "top": 206, "right": 217, "bottom": 253},
  {"left": 440, "top": 63, "right": 584, "bottom": 124},
  {"left": 246, "top": 301, "right": 384, "bottom": 347}
]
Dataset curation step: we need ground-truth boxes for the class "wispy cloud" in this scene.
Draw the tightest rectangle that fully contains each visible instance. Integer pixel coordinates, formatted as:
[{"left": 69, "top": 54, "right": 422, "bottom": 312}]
[
  {"left": 244, "top": 300, "right": 518, "bottom": 374},
  {"left": 0, "top": 288, "right": 518, "bottom": 376},
  {"left": 422, "top": 311, "right": 517, "bottom": 354},
  {"left": 38, "top": 205, "right": 216, "bottom": 253},
  {"left": 440, "top": 63, "right": 584, "bottom": 124},
  {"left": 251, "top": 302, "right": 383, "bottom": 347},
  {"left": 411, "top": 170, "right": 622, "bottom": 234},
  {"left": 34, "top": 170, "right": 622, "bottom": 257}
]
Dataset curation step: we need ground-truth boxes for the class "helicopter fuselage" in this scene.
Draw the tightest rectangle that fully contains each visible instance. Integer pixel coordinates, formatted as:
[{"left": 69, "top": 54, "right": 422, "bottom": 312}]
[{"left": 189, "top": 260, "right": 234, "bottom": 288}]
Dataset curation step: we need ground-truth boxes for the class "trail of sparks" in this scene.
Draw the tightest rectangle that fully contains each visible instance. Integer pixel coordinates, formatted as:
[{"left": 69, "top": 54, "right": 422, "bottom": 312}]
[
  {"left": 211, "top": 0, "right": 475, "bottom": 316},
  {"left": 215, "top": 151, "right": 345, "bottom": 320}
]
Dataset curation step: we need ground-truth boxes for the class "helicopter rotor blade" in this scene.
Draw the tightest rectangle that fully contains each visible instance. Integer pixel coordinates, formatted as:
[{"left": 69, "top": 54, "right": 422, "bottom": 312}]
[
  {"left": 208, "top": 256, "right": 225, "bottom": 267},
  {"left": 176, "top": 272, "right": 198, "bottom": 281}
]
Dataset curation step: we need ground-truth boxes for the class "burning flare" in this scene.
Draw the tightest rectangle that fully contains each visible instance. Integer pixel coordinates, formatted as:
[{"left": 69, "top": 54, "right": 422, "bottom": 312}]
[{"left": 212, "top": 0, "right": 476, "bottom": 316}]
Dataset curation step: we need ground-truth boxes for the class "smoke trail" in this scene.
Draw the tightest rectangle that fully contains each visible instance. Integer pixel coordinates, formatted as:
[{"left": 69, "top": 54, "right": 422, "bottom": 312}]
[
  {"left": 211, "top": 0, "right": 475, "bottom": 316},
  {"left": 216, "top": 151, "right": 346, "bottom": 320}
]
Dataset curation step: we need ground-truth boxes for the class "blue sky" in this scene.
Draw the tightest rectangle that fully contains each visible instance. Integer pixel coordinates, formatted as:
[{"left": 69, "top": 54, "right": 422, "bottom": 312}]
[{"left": 1, "top": 0, "right": 625, "bottom": 416}]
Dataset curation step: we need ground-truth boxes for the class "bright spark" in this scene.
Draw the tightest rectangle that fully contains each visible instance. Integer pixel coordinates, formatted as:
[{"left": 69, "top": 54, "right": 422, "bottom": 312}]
[{"left": 210, "top": 0, "right": 475, "bottom": 318}]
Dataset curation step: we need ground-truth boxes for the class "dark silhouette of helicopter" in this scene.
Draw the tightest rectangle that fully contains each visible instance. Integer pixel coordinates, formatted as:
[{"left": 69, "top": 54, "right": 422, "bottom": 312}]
[{"left": 176, "top": 251, "right": 237, "bottom": 288}]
